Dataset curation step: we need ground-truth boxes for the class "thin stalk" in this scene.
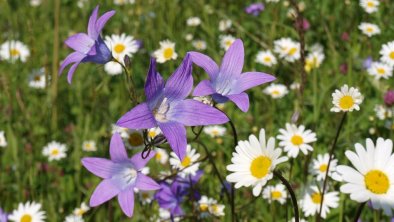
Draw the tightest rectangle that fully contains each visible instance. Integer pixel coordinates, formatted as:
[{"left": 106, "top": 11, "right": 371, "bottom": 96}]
[
  {"left": 274, "top": 171, "right": 299, "bottom": 222},
  {"left": 353, "top": 202, "right": 366, "bottom": 222},
  {"left": 50, "top": 0, "right": 60, "bottom": 131},
  {"left": 115, "top": 58, "right": 138, "bottom": 105}
]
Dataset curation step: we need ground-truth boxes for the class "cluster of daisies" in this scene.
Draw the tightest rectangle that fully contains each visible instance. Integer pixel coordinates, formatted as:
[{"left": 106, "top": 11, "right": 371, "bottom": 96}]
[{"left": 358, "top": 0, "right": 381, "bottom": 38}]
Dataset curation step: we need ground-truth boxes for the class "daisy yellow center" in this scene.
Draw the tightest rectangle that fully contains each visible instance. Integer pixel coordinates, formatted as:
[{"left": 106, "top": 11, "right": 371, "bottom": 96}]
[
  {"left": 225, "top": 40, "right": 233, "bottom": 47},
  {"left": 128, "top": 132, "right": 144, "bottom": 147},
  {"left": 366, "top": 27, "right": 374, "bottom": 33},
  {"left": 389, "top": 51, "right": 394, "bottom": 59},
  {"left": 377, "top": 68, "right": 386, "bottom": 75},
  {"left": 181, "top": 156, "right": 191, "bottom": 167},
  {"left": 319, "top": 164, "right": 328, "bottom": 172},
  {"left": 211, "top": 204, "right": 218, "bottom": 213},
  {"left": 155, "top": 152, "right": 162, "bottom": 160},
  {"left": 367, "top": 1, "right": 374, "bottom": 7},
  {"left": 148, "top": 131, "right": 157, "bottom": 138},
  {"left": 339, "top": 95, "right": 354, "bottom": 110},
  {"left": 51, "top": 149, "right": 59, "bottom": 156},
  {"left": 10, "top": 48, "right": 20, "bottom": 56},
  {"left": 271, "top": 191, "right": 282, "bottom": 199},
  {"left": 212, "top": 130, "right": 219, "bottom": 136},
  {"left": 264, "top": 56, "right": 272, "bottom": 62},
  {"left": 114, "top": 44, "right": 126, "bottom": 54},
  {"left": 75, "top": 209, "right": 84, "bottom": 216},
  {"left": 291, "top": 135, "right": 304, "bottom": 146},
  {"left": 21, "top": 214, "right": 32, "bottom": 222},
  {"left": 272, "top": 90, "right": 280, "bottom": 96},
  {"left": 364, "top": 170, "right": 390, "bottom": 194},
  {"left": 311, "top": 192, "right": 322, "bottom": 204},
  {"left": 163, "top": 48, "right": 174, "bottom": 59},
  {"left": 200, "top": 204, "right": 208, "bottom": 212},
  {"left": 288, "top": 47, "right": 297, "bottom": 56},
  {"left": 250, "top": 156, "right": 272, "bottom": 179}
]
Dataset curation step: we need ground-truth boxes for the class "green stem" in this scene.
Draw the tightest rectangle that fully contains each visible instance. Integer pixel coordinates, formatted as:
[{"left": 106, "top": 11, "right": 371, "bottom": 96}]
[
  {"left": 274, "top": 171, "right": 299, "bottom": 222},
  {"left": 353, "top": 202, "right": 366, "bottom": 222}
]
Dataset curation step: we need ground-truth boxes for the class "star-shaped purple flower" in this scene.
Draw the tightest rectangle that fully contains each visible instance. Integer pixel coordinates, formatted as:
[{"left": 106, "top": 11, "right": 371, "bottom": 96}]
[
  {"left": 81, "top": 133, "right": 160, "bottom": 217},
  {"left": 59, "top": 5, "right": 115, "bottom": 84},
  {"left": 155, "top": 181, "right": 186, "bottom": 216},
  {"left": 189, "top": 39, "right": 276, "bottom": 112},
  {"left": 116, "top": 55, "right": 229, "bottom": 160}
]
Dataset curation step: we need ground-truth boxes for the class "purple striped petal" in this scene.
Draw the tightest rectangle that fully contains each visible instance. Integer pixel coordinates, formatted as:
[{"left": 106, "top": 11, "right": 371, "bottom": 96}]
[
  {"left": 144, "top": 57, "right": 164, "bottom": 101},
  {"left": 65, "top": 33, "right": 94, "bottom": 54},
  {"left": 116, "top": 103, "right": 157, "bottom": 129},
  {"left": 87, "top": 6, "right": 99, "bottom": 38},
  {"left": 110, "top": 133, "right": 128, "bottom": 162},
  {"left": 67, "top": 61, "right": 82, "bottom": 84},
  {"left": 192, "top": 79, "right": 215, "bottom": 96},
  {"left": 158, "top": 122, "right": 187, "bottom": 160},
  {"left": 220, "top": 39, "right": 244, "bottom": 79},
  {"left": 95, "top": 10, "right": 116, "bottom": 36},
  {"left": 164, "top": 54, "right": 193, "bottom": 100},
  {"left": 227, "top": 92, "right": 249, "bottom": 112},
  {"left": 188, "top": 51, "right": 219, "bottom": 79},
  {"left": 236, "top": 72, "right": 276, "bottom": 92},
  {"left": 118, "top": 188, "right": 135, "bottom": 217},
  {"left": 130, "top": 151, "right": 156, "bottom": 170},
  {"left": 135, "top": 174, "right": 161, "bottom": 191},
  {"left": 90, "top": 179, "right": 121, "bottom": 207},
  {"left": 168, "top": 99, "right": 229, "bottom": 126},
  {"left": 59, "top": 51, "right": 85, "bottom": 75},
  {"left": 82, "top": 157, "right": 117, "bottom": 179}
]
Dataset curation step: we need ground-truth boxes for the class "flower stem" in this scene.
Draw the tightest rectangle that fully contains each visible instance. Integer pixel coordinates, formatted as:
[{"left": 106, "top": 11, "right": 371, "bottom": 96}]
[
  {"left": 114, "top": 58, "right": 138, "bottom": 105},
  {"left": 274, "top": 171, "right": 299, "bottom": 222},
  {"left": 353, "top": 202, "right": 366, "bottom": 222}
]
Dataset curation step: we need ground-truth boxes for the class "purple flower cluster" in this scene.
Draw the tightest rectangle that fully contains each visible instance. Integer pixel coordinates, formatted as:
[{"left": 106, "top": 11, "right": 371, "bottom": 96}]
[{"left": 245, "top": 3, "right": 264, "bottom": 16}]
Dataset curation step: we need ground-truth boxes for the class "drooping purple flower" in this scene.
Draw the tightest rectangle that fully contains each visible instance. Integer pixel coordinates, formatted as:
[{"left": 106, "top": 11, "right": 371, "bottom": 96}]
[
  {"left": 189, "top": 39, "right": 276, "bottom": 112},
  {"left": 0, "top": 208, "right": 7, "bottom": 222},
  {"left": 155, "top": 181, "right": 186, "bottom": 216},
  {"left": 245, "top": 3, "right": 264, "bottom": 16},
  {"left": 384, "top": 90, "right": 394, "bottom": 107},
  {"left": 362, "top": 56, "right": 373, "bottom": 69},
  {"left": 59, "top": 6, "right": 115, "bottom": 83},
  {"left": 175, "top": 170, "right": 203, "bottom": 199},
  {"left": 81, "top": 133, "right": 160, "bottom": 217},
  {"left": 116, "top": 55, "right": 229, "bottom": 160}
]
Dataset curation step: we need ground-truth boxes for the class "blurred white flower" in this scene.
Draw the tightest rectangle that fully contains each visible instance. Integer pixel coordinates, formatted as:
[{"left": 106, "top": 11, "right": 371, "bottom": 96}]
[{"left": 153, "top": 40, "right": 178, "bottom": 63}]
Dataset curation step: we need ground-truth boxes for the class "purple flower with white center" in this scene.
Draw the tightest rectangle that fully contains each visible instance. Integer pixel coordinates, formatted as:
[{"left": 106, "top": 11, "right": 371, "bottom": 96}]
[
  {"left": 81, "top": 133, "right": 160, "bottom": 217},
  {"left": 189, "top": 39, "right": 276, "bottom": 112},
  {"left": 116, "top": 55, "right": 229, "bottom": 160},
  {"left": 155, "top": 181, "right": 186, "bottom": 216},
  {"left": 59, "top": 6, "right": 115, "bottom": 84},
  {"left": 245, "top": 3, "right": 264, "bottom": 16},
  {"left": 0, "top": 208, "right": 7, "bottom": 222}
]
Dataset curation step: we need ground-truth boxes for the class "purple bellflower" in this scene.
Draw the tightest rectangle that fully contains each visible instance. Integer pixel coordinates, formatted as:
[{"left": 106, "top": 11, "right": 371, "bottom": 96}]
[
  {"left": 59, "top": 6, "right": 115, "bottom": 84},
  {"left": 155, "top": 181, "right": 186, "bottom": 216},
  {"left": 116, "top": 55, "right": 229, "bottom": 160},
  {"left": 245, "top": 3, "right": 265, "bottom": 16},
  {"left": 189, "top": 39, "right": 276, "bottom": 112},
  {"left": 0, "top": 208, "right": 7, "bottom": 222},
  {"left": 81, "top": 133, "right": 160, "bottom": 217}
]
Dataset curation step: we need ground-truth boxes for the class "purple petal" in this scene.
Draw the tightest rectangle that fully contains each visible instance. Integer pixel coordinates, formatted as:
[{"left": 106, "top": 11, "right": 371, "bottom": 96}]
[
  {"left": 168, "top": 99, "right": 229, "bottom": 126},
  {"left": 65, "top": 33, "right": 94, "bottom": 54},
  {"left": 90, "top": 179, "right": 121, "bottom": 207},
  {"left": 188, "top": 51, "right": 219, "bottom": 79},
  {"left": 236, "top": 72, "right": 276, "bottom": 92},
  {"left": 116, "top": 103, "right": 157, "bottom": 129},
  {"left": 118, "top": 188, "right": 135, "bottom": 217},
  {"left": 130, "top": 151, "right": 156, "bottom": 170},
  {"left": 220, "top": 39, "right": 244, "bottom": 78},
  {"left": 95, "top": 10, "right": 116, "bottom": 36},
  {"left": 110, "top": 133, "right": 128, "bottom": 162},
  {"left": 192, "top": 79, "right": 215, "bottom": 96},
  {"left": 164, "top": 54, "right": 193, "bottom": 100},
  {"left": 135, "top": 174, "right": 161, "bottom": 191},
  {"left": 144, "top": 57, "right": 164, "bottom": 101},
  {"left": 82, "top": 157, "right": 117, "bottom": 179},
  {"left": 227, "top": 92, "right": 250, "bottom": 112},
  {"left": 158, "top": 122, "right": 187, "bottom": 160},
  {"left": 59, "top": 51, "right": 85, "bottom": 75},
  {"left": 67, "top": 61, "right": 82, "bottom": 84},
  {"left": 87, "top": 6, "right": 99, "bottom": 38}
]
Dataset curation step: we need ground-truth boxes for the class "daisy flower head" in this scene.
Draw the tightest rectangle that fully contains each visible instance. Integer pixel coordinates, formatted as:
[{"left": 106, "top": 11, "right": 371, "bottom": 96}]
[
  {"left": 42, "top": 141, "right": 67, "bottom": 161},
  {"left": 154, "top": 148, "right": 169, "bottom": 164},
  {"left": 192, "top": 40, "right": 207, "bottom": 51},
  {"left": 153, "top": 40, "right": 178, "bottom": 63},
  {"left": 273, "top": 38, "right": 300, "bottom": 62},
  {"left": 330, "top": 84, "right": 363, "bottom": 112},
  {"left": 28, "top": 68, "right": 47, "bottom": 89},
  {"left": 73, "top": 202, "right": 90, "bottom": 216},
  {"left": 360, "top": 0, "right": 379, "bottom": 14},
  {"left": 8, "top": 201, "right": 46, "bottom": 222},
  {"left": 30, "top": 0, "right": 41, "bottom": 6},
  {"left": 0, "top": 40, "right": 30, "bottom": 62},
  {"left": 219, "top": 35, "right": 236, "bottom": 51},
  {"left": 305, "top": 51, "right": 325, "bottom": 73},
  {"left": 336, "top": 138, "right": 394, "bottom": 215},
  {"left": 380, "top": 41, "right": 394, "bottom": 67},
  {"left": 198, "top": 196, "right": 225, "bottom": 217},
  {"left": 277, "top": 123, "right": 317, "bottom": 158},
  {"left": 301, "top": 186, "right": 339, "bottom": 219},
  {"left": 367, "top": 61, "right": 393, "bottom": 80},
  {"left": 310, "top": 153, "right": 340, "bottom": 181},
  {"left": 255, "top": 50, "right": 277, "bottom": 67},
  {"left": 124, "top": 129, "right": 144, "bottom": 149},
  {"left": 358, "top": 22, "right": 381, "bottom": 37},
  {"left": 104, "top": 34, "right": 139, "bottom": 74},
  {"left": 262, "top": 184, "right": 287, "bottom": 204},
  {"left": 0, "top": 131, "right": 7, "bottom": 147},
  {"left": 218, "top": 19, "right": 232, "bottom": 32},
  {"left": 65, "top": 215, "right": 84, "bottom": 222},
  {"left": 186, "top": 17, "right": 201, "bottom": 26},
  {"left": 114, "top": 0, "right": 135, "bottom": 5},
  {"left": 374, "top": 104, "right": 393, "bottom": 120},
  {"left": 263, "top": 83, "right": 289, "bottom": 99},
  {"left": 185, "top": 33, "right": 193, "bottom": 41},
  {"left": 147, "top": 127, "right": 162, "bottom": 140},
  {"left": 209, "top": 202, "right": 225, "bottom": 217},
  {"left": 104, "top": 61, "right": 123, "bottom": 75},
  {"left": 198, "top": 196, "right": 213, "bottom": 215},
  {"left": 203, "top": 125, "right": 226, "bottom": 138},
  {"left": 111, "top": 124, "right": 129, "bottom": 138},
  {"left": 169, "top": 144, "right": 200, "bottom": 176},
  {"left": 82, "top": 140, "right": 97, "bottom": 152},
  {"left": 226, "top": 129, "right": 288, "bottom": 196}
]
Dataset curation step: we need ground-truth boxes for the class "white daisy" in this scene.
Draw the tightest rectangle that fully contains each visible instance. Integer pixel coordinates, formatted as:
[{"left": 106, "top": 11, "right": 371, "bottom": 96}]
[
  {"left": 104, "top": 61, "right": 123, "bottom": 76},
  {"left": 219, "top": 19, "right": 232, "bottom": 32},
  {"left": 111, "top": 124, "right": 129, "bottom": 138},
  {"left": 209, "top": 202, "right": 225, "bottom": 217},
  {"left": 255, "top": 50, "right": 277, "bottom": 67},
  {"left": 158, "top": 208, "right": 181, "bottom": 222},
  {"left": 336, "top": 138, "right": 394, "bottom": 216},
  {"left": 82, "top": 140, "right": 97, "bottom": 152},
  {"left": 73, "top": 202, "right": 89, "bottom": 216},
  {"left": 28, "top": 68, "right": 47, "bottom": 89},
  {"left": 203, "top": 125, "right": 226, "bottom": 138},
  {"left": 330, "top": 84, "right": 363, "bottom": 112},
  {"left": 358, "top": 22, "right": 381, "bottom": 37},
  {"left": 374, "top": 105, "right": 393, "bottom": 120},
  {"left": 273, "top": 38, "right": 300, "bottom": 62},
  {"left": 198, "top": 196, "right": 213, "bottom": 214},
  {"left": 147, "top": 127, "right": 162, "bottom": 140},
  {"left": 367, "top": 62, "right": 393, "bottom": 80},
  {"left": 305, "top": 51, "right": 325, "bottom": 73},
  {"left": 138, "top": 190, "right": 154, "bottom": 205},
  {"left": 154, "top": 148, "right": 169, "bottom": 164},
  {"left": 65, "top": 215, "right": 84, "bottom": 222},
  {"left": 186, "top": 17, "right": 201, "bottom": 26},
  {"left": 0, "top": 131, "right": 7, "bottom": 147},
  {"left": 169, "top": 144, "right": 200, "bottom": 176},
  {"left": 124, "top": 129, "right": 144, "bottom": 149},
  {"left": 263, "top": 83, "right": 289, "bottom": 99},
  {"left": 0, "top": 40, "right": 30, "bottom": 62},
  {"left": 153, "top": 40, "right": 178, "bottom": 63},
  {"left": 380, "top": 41, "right": 394, "bottom": 67},
  {"left": 192, "top": 40, "right": 207, "bottom": 51},
  {"left": 77, "top": 0, "right": 87, "bottom": 8},
  {"left": 290, "top": 82, "right": 300, "bottom": 91},
  {"left": 8, "top": 201, "right": 46, "bottom": 222},
  {"left": 219, "top": 35, "right": 236, "bottom": 51},
  {"left": 30, "top": 0, "right": 41, "bottom": 6},
  {"left": 310, "top": 153, "right": 340, "bottom": 181},
  {"left": 359, "top": 0, "right": 379, "bottom": 14},
  {"left": 277, "top": 123, "right": 317, "bottom": 158},
  {"left": 185, "top": 34, "right": 194, "bottom": 41},
  {"left": 308, "top": 43, "right": 324, "bottom": 54},
  {"left": 301, "top": 186, "right": 339, "bottom": 219},
  {"left": 42, "top": 141, "right": 67, "bottom": 161},
  {"left": 226, "top": 129, "right": 288, "bottom": 196},
  {"left": 113, "top": 0, "right": 135, "bottom": 5},
  {"left": 262, "top": 184, "right": 287, "bottom": 204}
]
